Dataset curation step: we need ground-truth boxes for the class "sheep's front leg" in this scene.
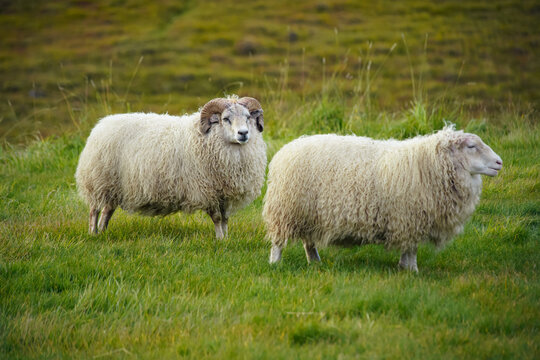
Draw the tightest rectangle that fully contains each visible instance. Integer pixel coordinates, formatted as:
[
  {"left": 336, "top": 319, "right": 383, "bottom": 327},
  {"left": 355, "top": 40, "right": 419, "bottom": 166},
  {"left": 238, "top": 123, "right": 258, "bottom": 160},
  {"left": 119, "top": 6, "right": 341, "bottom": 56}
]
[
  {"left": 89, "top": 208, "right": 100, "bottom": 234},
  {"left": 219, "top": 200, "right": 229, "bottom": 238},
  {"left": 399, "top": 247, "right": 418, "bottom": 273},
  {"left": 303, "top": 242, "right": 321, "bottom": 263},
  {"left": 214, "top": 223, "right": 224, "bottom": 239},
  {"left": 221, "top": 219, "right": 228, "bottom": 238}
]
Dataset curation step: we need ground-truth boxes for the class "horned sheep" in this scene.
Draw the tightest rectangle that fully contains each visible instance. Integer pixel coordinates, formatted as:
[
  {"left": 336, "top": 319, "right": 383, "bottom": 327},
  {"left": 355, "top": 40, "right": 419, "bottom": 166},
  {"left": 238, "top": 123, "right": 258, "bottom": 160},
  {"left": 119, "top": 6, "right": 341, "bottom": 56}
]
[
  {"left": 263, "top": 126, "right": 502, "bottom": 272},
  {"left": 75, "top": 96, "right": 266, "bottom": 238}
]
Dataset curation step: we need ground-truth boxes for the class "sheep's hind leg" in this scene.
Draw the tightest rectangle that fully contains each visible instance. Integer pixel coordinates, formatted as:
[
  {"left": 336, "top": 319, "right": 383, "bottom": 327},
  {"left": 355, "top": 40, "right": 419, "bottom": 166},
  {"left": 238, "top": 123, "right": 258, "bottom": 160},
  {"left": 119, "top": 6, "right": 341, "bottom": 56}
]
[
  {"left": 399, "top": 251, "right": 408, "bottom": 268},
  {"left": 399, "top": 247, "right": 418, "bottom": 273},
  {"left": 208, "top": 210, "right": 224, "bottom": 239},
  {"left": 269, "top": 244, "right": 283, "bottom": 264},
  {"left": 303, "top": 242, "right": 321, "bottom": 263},
  {"left": 98, "top": 205, "right": 116, "bottom": 233},
  {"left": 89, "top": 207, "right": 100, "bottom": 234}
]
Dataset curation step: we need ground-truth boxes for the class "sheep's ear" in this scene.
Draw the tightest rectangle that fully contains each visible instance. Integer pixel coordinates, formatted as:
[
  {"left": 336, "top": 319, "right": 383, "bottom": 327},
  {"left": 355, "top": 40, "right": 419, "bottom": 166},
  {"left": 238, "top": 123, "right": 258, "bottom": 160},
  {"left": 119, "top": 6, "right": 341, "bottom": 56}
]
[
  {"left": 251, "top": 109, "right": 264, "bottom": 132},
  {"left": 200, "top": 113, "right": 220, "bottom": 134},
  {"left": 457, "top": 135, "right": 476, "bottom": 149}
]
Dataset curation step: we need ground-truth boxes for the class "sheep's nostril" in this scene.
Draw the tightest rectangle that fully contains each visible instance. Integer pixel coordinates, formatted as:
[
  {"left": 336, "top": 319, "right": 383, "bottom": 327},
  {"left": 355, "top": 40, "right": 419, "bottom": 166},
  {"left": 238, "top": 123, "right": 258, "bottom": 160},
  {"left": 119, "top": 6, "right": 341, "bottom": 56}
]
[
  {"left": 238, "top": 129, "right": 248, "bottom": 136},
  {"left": 496, "top": 159, "right": 502, "bottom": 166}
]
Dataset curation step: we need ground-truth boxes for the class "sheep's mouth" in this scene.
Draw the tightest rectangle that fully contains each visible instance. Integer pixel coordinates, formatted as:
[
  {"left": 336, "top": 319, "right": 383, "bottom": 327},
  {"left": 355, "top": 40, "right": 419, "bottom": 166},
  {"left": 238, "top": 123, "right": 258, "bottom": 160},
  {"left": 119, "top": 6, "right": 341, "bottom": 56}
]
[
  {"left": 485, "top": 166, "right": 502, "bottom": 176},
  {"left": 236, "top": 136, "right": 249, "bottom": 144}
]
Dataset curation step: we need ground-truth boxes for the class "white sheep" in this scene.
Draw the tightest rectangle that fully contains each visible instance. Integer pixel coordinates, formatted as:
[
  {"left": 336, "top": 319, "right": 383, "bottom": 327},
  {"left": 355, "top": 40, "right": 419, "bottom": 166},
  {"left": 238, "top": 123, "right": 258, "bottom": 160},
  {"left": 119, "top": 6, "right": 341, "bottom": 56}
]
[
  {"left": 263, "top": 126, "right": 502, "bottom": 272},
  {"left": 75, "top": 96, "right": 266, "bottom": 239}
]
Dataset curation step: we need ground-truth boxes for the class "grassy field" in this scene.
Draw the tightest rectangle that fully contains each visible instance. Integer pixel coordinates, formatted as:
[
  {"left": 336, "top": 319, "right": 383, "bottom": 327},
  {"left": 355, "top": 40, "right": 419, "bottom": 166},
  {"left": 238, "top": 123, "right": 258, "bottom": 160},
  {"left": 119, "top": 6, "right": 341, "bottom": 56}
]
[
  {"left": 1, "top": 0, "right": 540, "bottom": 358},
  {"left": 1, "top": 102, "right": 539, "bottom": 358},
  {"left": 1, "top": 0, "right": 539, "bottom": 143}
]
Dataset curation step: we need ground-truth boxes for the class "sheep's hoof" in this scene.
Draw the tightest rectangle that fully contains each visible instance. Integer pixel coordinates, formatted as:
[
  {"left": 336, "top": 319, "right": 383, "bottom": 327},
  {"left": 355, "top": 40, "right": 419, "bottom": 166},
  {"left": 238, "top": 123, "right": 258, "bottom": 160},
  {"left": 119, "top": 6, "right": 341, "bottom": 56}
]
[{"left": 399, "top": 262, "right": 419, "bottom": 273}]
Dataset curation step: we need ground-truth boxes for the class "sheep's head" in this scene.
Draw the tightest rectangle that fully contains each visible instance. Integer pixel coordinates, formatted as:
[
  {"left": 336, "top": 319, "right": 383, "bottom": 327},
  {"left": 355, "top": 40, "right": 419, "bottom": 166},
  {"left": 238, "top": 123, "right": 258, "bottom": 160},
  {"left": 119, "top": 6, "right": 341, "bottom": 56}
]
[
  {"left": 200, "top": 97, "right": 264, "bottom": 145},
  {"left": 452, "top": 133, "right": 503, "bottom": 177}
]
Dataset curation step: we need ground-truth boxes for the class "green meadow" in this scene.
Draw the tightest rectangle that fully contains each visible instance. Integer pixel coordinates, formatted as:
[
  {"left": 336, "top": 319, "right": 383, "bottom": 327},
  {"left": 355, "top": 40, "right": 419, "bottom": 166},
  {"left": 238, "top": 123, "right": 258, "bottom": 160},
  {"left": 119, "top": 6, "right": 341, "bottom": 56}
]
[{"left": 1, "top": 0, "right": 539, "bottom": 358}]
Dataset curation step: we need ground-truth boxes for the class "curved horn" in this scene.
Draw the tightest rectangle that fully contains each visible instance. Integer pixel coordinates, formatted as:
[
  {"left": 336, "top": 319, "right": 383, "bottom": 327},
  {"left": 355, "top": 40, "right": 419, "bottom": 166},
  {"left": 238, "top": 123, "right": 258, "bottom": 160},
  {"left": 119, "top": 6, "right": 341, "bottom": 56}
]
[
  {"left": 200, "top": 98, "right": 230, "bottom": 134},
  {"left": 238, "top": 97, "right": 262, "bottom": 112},
  {"left": 238, "top": 97, "right": 264, "bottom": 132}
]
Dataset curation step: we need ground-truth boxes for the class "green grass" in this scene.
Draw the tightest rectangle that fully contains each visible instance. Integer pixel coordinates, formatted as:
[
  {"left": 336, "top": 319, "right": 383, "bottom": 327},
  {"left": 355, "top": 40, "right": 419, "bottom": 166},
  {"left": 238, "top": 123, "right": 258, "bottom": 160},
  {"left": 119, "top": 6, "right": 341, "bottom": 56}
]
[
  {"left": 1, "top": 0, "right": 539, "bottom": 358},
  {"left": 1, "top": 101, "right": 539, "bottom": 358}
]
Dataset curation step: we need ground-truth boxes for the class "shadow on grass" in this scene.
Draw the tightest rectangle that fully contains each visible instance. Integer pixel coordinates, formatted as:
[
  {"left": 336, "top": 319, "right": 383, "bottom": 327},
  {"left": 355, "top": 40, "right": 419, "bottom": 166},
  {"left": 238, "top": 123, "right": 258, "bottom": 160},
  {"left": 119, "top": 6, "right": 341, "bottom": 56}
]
[
  {"left": 270, "top": 243, "right": 401, "bottom": 275},
  {"left": 268, "top": 241, "right": 502, "bottom": 279},
  {"left": 81, "top": 213, "right": 212, "bottom": 243}
]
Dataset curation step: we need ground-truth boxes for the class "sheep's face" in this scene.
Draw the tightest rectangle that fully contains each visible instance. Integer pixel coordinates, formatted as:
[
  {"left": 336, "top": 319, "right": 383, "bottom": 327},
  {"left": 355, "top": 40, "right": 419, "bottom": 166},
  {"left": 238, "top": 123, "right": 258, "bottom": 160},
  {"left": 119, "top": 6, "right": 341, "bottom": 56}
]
[
  {"left": 200, "top": 97, "right": 263, "bottom": 142},
  {"left": 219, "top": 104, "right": 253, "bottom": 145},
  {"left": 455, "top": 134, "right": 502, "bottom": 177}
]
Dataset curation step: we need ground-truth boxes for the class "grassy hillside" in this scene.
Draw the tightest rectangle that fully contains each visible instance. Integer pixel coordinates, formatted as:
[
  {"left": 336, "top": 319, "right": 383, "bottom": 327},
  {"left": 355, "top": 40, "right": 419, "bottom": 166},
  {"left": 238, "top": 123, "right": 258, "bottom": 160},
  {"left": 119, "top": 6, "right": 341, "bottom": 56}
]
[{"left": 1, "top": 0, "right": 539, "bottom": 142}]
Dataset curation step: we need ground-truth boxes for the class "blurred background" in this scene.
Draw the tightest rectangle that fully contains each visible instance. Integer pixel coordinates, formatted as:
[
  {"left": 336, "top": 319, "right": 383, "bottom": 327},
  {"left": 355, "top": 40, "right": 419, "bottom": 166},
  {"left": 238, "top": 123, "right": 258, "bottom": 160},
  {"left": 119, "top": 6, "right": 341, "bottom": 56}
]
[{"left": 1, "top": 0, "right": 538, "bottom": 143}]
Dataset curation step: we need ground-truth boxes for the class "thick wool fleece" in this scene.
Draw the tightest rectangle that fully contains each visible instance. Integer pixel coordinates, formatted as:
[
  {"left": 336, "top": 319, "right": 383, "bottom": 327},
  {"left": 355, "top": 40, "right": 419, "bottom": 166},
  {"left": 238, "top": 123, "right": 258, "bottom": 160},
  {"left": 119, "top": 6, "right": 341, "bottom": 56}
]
[
  {"left": 76, "top": 112, "right": 266, "bottom": 217},
  {"left": 263, "top": 127, "right": 483, "bottom": 251}
]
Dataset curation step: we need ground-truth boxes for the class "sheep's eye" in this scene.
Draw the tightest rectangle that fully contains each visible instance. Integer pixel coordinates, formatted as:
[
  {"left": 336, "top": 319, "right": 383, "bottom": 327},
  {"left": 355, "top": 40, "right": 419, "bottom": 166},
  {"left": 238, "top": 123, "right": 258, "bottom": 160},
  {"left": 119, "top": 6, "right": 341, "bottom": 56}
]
[
  {"left": 467, "top": 144, "right": 475, "bottom": 149},
  {"left": 223, "top": 117, "right": 231, "bottom": 124}
]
